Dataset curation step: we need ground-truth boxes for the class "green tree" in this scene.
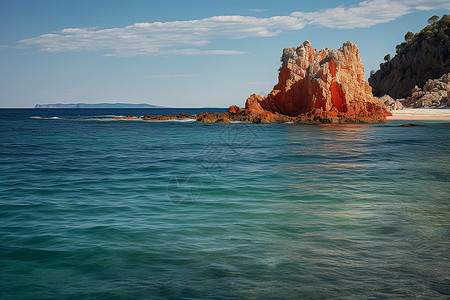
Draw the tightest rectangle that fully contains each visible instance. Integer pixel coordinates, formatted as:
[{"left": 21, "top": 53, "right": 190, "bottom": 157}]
[
  {"left": 423, "top": 30, "right": 433, "bottom": 39},
  {"left": 404, "top": 31, "right": 414, "bottom": 42},
  {"left": 384, "top": 54, "right": 391, "bottom": 62},
  {"left": 428, "top": 15, "right": 439, "bottom": 25},
  {"left": 441, "top": 15, "right": 450, "bottom": 24}
]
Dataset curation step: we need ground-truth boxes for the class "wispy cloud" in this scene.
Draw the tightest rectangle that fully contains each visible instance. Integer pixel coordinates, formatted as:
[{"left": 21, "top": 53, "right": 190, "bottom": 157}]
[
  {"left": 292, "top": 0, "right": 450, "bottom": 29},
  {"left": 19, "top": 15, "right": 304, "bottom": 56},
  {"left": 249, "top": 9, "right": 269, "bottom": 12},
  {"left": 0, "top": 45, "right": 17, "bottom": 49},
  {"left": 17, "top": 0, "right": 449, "bottom": 56}
]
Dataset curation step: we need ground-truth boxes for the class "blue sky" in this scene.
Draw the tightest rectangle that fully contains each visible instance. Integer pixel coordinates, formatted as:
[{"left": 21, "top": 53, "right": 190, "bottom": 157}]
[{"left": 0, "top": 0, "right": 449, "bottom": 108}]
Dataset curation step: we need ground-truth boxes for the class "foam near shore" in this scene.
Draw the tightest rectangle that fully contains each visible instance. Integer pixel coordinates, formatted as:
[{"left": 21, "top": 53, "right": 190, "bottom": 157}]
[{"left": 388, "top": 108, "right": 450, "bottom": 120}]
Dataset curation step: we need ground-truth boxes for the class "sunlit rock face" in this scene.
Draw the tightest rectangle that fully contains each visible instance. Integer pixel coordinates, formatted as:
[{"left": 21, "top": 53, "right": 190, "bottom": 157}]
[
  {"left": 379, "top": 95, "right": 405, "bottom": 111},
  {"left": 401, "top": 72, "right": 450, "bottom": 108},
  {"left": 134, "top": 41, "right": 390, "bottom": 124},
  {"left": 242, "top": 41, "right": 390, "bottom": 123}
]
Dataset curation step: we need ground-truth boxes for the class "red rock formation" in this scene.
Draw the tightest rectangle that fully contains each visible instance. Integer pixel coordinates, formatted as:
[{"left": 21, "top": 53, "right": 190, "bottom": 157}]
[
  {"left": 125, "top": 41, "right": 389, "bottom": 124},
  {"left": 239, "top": 41, "right": 390, "bottom": 123},
  {"left": 227, "top": 105, "right": 243, "bottom": 114}
]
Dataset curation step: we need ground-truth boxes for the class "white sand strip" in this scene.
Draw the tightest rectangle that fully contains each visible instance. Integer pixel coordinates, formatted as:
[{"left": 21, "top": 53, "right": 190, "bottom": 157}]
[{"left": 388, "top": 108, "right": 450, "bottom": 120}]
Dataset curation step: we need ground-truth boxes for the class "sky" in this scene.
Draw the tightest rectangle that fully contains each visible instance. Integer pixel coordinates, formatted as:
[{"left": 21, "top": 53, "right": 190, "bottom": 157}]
[{"left": 0, "top": 0, "right": 449, "bottom": 108}]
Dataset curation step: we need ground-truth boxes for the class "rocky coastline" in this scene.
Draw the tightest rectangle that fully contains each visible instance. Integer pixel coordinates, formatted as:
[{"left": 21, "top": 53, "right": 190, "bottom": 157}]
[
  {"left": 370, "top": 14, "right": 450, "bottom": 109},
  {"left": 117, "top": 41, "right": 390, "bottom": 124},
  {"left": 379, "top": 72, "right": 450, "bottom": 111}
]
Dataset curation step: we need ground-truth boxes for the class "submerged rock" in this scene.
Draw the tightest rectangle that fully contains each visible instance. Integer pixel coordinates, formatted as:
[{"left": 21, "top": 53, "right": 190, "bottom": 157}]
[
  {"left": 140, "top": 113, "right": 196, "bottom": 121},
  {"left": 400, "top": 123, "right": 427, "bottom": 127}
]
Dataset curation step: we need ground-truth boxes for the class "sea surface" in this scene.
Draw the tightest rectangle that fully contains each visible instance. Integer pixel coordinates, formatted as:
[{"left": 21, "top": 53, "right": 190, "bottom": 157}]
[{"left": 1, "top": 108, "right": 449, "bottom": 299}]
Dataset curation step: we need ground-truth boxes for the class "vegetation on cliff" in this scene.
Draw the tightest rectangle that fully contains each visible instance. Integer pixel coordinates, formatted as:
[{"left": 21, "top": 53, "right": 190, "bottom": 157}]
[
  {"left": 395, "top": 14, "right": 449, "bottom": 55},
  {"left": 369, "top": 15, "right": 450, "bottom": 99}
]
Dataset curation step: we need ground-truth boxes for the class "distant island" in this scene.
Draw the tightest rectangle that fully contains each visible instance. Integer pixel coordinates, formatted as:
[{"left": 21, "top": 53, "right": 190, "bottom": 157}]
[{"left": 35, "top": 103, "right": 162, "bottom": 108}]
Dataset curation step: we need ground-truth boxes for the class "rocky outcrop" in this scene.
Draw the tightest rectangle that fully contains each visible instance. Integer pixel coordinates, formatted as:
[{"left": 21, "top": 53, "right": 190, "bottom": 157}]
[
  {"left": 118, "top": 41, "right": 389, "bottom": 124},
  {"left": 116, "top": 112, "right": 196, "bottom": 120},
  {"left": 378, "top": 95, "right": 404, "bottom": 111},
  {"left": 242, "top": 40, "right": 390, "bottom": 123},
  {"left": 400, "top": 123, "right": 427, "bottom": 127},
  {"left": 401, "top": 72, "right": 450, "bottom": 108},
  {"left": 227, "top": 105, "right": 242, "bottom": 114},
  {"left": 196, "top": 112, "right": 231, "bottom": 123},
  {"left": 369, "top": 15, "right": 450, "bottom": 99}
]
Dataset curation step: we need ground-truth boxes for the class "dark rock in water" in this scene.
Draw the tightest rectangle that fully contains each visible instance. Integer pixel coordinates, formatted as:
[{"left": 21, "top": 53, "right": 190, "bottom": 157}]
[
  {"left": 196, "top": 112, "right": 229, "bottom": 123},
  {"left": 140, "top": 114, "right": 196, "bottom": 121},
  {"left": 215, "top": 118, "right": 231, "bottom": 123},
  {"left": 141, "top": 114, "right": 176, "bottom": 120},
  {"left": 176, "top": 112, "right": 196, "bottom": 119},
  {"left": 400, "top": 123, "right": 427, "bottom": 127},
  {"left": 369, "top": 15, "right": 450, "bottom": 99}
]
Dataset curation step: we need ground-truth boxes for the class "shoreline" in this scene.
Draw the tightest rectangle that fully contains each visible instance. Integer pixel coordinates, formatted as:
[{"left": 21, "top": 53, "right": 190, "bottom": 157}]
[{"left": 388, "top": 108, "right": 450, "bottom": 120}]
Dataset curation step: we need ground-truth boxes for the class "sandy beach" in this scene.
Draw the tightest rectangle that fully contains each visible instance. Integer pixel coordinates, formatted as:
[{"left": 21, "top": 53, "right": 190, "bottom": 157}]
[{"left": 388, "top": 108, "right": 450, "bottom": 120}]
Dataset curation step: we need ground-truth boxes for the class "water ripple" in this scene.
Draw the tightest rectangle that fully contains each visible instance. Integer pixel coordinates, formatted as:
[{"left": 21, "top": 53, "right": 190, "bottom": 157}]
[{"left": 0, "top": 109, "right": 449, "bottom": 299}]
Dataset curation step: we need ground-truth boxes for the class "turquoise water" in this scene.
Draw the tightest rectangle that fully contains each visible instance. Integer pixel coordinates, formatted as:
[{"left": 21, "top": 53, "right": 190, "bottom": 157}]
[{"left": 1, "top": 109, "right": 449, "bottom": 299}]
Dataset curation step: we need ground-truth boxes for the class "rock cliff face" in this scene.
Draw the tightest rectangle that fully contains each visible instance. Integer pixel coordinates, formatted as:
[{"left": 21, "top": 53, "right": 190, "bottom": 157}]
[
  {"left": 401, "top": 72, "right": 450, "bottom": 108},
  {"left": 379, "top": 95, "right": 404, "bottom": 111},
  {"left": 369, "top": 15, "right": 450, "bottom": 99},
  {"left": 243, "top": 41, "right": 389, "bottom": 123}
]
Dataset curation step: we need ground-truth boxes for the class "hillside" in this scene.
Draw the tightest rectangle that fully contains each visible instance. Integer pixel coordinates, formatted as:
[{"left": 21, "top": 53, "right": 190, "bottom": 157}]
[{"left": 369, "top": 15, "right": 450, "bottom": 99}]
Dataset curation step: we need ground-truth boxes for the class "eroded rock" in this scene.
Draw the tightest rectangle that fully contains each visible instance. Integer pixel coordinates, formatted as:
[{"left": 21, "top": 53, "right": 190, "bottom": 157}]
[
  {"left": 241, "top": 41, "right": 390, "bottom": 123},
  {"left": 401, "top": 73, "right": 450, "bottom": 108},
  {"left": 379, "top": 95, "right": 404, "bottom": 111},
  {"left": 119, "top": 41, "right": 390, "bottom": 124}
]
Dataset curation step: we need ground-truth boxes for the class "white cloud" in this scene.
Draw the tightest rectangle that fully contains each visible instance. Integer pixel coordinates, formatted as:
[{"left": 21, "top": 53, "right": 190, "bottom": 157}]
[
  {"left": 18, "top": 0, "right": 449, "bottom": 56},
  {"left": 292, "top": 0, "right": 450, "bottom": 29},
  {"left": 19, "top": 15, "right": 305, "bottom": 56}
]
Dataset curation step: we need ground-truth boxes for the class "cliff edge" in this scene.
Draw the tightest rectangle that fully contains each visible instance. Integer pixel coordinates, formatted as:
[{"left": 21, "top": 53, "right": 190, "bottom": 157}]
[{"left": 369, "top": 15, "right": 450, "bottom": 99}]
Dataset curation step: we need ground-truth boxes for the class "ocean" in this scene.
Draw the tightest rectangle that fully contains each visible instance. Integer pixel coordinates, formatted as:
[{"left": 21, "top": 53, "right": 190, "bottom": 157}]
[{"left": 1, "top": 108, "right": 449, "bottom": 299}]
